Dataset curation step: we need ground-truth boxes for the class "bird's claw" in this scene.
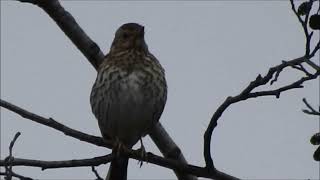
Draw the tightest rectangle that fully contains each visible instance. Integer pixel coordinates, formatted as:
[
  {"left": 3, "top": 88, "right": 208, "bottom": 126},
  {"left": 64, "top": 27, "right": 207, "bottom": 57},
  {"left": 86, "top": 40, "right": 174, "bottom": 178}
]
[{"left": 137, "top": 138, "right": 147, "bottom": 167}]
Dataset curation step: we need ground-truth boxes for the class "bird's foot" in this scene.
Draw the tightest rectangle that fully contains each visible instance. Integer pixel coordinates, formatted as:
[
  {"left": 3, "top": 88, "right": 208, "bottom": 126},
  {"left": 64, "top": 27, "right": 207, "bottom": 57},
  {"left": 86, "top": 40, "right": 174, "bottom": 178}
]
[{"left": 137, "top": 138, "right": 147, "bottom": 168}]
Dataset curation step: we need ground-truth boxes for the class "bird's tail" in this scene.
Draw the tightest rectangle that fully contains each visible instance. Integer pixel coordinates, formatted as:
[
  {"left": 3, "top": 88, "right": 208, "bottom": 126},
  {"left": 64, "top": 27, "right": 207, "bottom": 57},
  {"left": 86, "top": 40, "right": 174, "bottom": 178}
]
[{"left": 106, "top": 156, "right": 129, "bottom": 180}]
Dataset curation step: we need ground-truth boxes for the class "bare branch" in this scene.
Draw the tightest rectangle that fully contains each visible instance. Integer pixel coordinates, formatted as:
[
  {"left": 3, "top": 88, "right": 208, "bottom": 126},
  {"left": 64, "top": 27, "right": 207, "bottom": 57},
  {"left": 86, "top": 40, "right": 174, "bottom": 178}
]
[
  {"left": 0, "top": 152, "right": 239, "bottom": 180},
  {"left": 249, "top": 72, "right": 319, "bottom": 98},
  {"left": 302, "top": 98, "right": 320, "bottom": 115},
  {"left": 91, "top": 166, "right": 103, "bottom": 180},
  {"left": 4, "top": 132, "right": 21, "bottom": 180},
  {"left": 204, "top": 55, "right": 320, "bottom": 170},
  {"left": 1, "top": 155, "right": 113, "bottom": 170},
  {"left": 149, "top": 123, "right": 198, "bottom": 180},
  {"left": 290, "top": 63, "right": 313, "bottom": 76},
  {"left": 0, "top": 171, "right": 34, "bottom": 180},
  {"left": 290, "top": 0, "right": 312, "bottom": 56},
  {"left": 310, "top": 39, "right": 320, "bottom": 58},
  {"left": 290, "top": 0, "right": 320, "bottom": 71},
  {"left": 0, "top": 100, "right": 238, "bottom": 179},
  {"left": 0, "top": 99, "right": 111, "bottom": 149},
  {"left": 9, "top": 132, "right": 21, "bottom": 158},
  {"left": 18, "top": 0, "right": 104, "bottom": 69}
]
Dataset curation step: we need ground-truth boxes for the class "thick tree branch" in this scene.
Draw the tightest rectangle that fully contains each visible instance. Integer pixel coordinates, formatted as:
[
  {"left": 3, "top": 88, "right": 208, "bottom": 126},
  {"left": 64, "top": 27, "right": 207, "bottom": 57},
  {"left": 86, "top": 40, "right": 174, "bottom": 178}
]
[
  {"left": 0, "top": 153, "right": 238, "bottom": 180},
  {"left": 0, "top": 100, "right": 238, "bottom": 180},
  {"left": 19, "top": 0, "right": 104, "bottom": 70},
  {"left": 149, "top": 123, "right": 198, "bottom": 180}
]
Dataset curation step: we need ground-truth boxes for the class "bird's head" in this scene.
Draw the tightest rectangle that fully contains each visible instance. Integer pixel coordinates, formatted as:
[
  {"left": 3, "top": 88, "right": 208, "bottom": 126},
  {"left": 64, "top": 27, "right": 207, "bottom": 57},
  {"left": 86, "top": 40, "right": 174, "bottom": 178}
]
[{"left": 110, "top": 23, "right": 148, "bottom": 54}]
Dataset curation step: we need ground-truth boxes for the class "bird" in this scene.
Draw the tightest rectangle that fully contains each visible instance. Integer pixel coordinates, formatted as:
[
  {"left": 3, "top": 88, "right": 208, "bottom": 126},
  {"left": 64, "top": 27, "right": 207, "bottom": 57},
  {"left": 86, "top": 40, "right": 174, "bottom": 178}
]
[{"left": 90, "top": 23, "right": 167, "bottom": 180}]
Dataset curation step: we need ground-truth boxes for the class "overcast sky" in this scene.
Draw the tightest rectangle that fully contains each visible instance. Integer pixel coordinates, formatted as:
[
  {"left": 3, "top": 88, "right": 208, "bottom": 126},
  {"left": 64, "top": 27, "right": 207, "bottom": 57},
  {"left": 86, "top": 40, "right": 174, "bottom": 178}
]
[{"left": 1, "top": 1, "right": 319, "bottom": 179}]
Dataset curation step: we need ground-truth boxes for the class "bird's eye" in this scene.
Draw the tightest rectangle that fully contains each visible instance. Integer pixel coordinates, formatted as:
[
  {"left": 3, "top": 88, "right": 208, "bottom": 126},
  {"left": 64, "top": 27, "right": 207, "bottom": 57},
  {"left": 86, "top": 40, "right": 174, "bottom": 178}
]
[{"left": 122, "top": 33, "right": 129, "bottom": 39}]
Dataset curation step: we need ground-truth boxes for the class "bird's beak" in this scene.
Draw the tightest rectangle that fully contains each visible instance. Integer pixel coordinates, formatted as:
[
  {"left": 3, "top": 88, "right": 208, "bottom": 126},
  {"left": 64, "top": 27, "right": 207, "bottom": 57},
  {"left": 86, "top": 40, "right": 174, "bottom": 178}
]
[{"left": 140, "top": 26, "right": 145, "bottom": 37}]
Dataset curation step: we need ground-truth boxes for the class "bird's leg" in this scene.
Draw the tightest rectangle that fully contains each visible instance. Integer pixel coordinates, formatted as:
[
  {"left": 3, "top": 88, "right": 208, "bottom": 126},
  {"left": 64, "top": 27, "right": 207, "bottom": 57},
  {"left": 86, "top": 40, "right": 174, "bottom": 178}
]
[{"left": 137, "top": 138, "right": 146, "bottom": 167}]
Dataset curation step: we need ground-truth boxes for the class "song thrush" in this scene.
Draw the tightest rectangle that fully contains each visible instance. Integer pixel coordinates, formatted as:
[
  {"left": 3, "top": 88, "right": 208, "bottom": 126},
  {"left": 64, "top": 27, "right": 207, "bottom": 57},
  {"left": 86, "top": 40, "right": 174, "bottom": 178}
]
[{"left": 90, "top": 23, "right": 167, "bottom": 180}]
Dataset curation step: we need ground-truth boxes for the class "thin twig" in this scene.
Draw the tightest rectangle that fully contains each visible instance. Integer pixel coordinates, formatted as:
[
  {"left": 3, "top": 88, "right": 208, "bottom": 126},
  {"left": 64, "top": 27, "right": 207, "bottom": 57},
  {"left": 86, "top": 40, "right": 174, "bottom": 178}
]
[
  {"left": 290, "top": 0, "right": 311, "bottom": 56},
  {"left": 291, "top": 64, "right": 313, "bottom": 76},
  {"left": 302, "top": 98, "right": 320, "bottom": 115},
  {"left": 4, "top": 132, "right": 21, "bottom": 180},
  {"left": 91, "top": 166, "right": 103, "bottom": 180},
  {"left": 0, "top": 171, "right": 34, "bottom": 180}
]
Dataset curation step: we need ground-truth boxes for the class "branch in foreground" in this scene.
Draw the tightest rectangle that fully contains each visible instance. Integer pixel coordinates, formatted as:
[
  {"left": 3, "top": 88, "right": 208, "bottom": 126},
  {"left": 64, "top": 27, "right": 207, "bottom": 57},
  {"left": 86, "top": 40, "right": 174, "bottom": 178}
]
[
  {"left": 0, "top": 152, "right": 239, "bottom": 180},
  {"left": 15, "top": 0, "right": 197, "bottom": 179},
  {"left": 0, "top": 100, "right": 238, "bottom": 180},
  {"left": 0, "top": 99, "right": 111, "bottom": 149},
  {"left": 203, "top": 55, "right": 320, "bottom": 169}
]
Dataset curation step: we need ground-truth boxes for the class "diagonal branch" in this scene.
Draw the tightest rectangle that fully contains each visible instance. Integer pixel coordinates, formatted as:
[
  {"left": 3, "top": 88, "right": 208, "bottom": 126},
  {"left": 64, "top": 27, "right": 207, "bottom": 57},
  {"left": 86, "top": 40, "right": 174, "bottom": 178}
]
[
  {"left": 91, "top": 166, "right": 103, "bottom": 180},
  {"left": 0, "top": 99, "right": 111, "bottom": 148},
  {"left": 19, "top": 0, "right": 104, "bottom": 70}
]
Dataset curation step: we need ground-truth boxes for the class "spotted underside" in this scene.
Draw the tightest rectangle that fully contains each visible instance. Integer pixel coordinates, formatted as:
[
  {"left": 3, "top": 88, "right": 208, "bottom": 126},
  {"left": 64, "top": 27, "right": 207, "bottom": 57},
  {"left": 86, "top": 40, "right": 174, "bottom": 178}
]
[{"left": 90, "top": 50, "right": 167, "bottom": 147}]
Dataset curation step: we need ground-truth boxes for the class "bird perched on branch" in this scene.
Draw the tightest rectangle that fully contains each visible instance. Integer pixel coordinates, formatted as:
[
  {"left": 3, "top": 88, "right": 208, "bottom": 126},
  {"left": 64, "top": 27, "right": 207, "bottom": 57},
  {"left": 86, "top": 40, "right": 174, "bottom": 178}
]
[{"left": 90, "top": 23, "right": 167, "bottom": 180}]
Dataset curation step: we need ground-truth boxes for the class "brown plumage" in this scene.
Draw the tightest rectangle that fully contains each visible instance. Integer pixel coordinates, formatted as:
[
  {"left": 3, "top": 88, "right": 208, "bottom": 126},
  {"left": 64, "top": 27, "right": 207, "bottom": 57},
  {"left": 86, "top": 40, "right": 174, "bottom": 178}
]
[{"left": 90, "top": 23, "right": 167, "bottom": 180}]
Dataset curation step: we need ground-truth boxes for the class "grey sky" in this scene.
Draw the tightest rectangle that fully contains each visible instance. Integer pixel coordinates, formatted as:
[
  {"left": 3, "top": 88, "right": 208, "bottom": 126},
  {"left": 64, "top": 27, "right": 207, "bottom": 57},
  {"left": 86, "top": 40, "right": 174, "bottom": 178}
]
[{"left": 1, "top": 1, "right": 319, "bottom": 179}]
